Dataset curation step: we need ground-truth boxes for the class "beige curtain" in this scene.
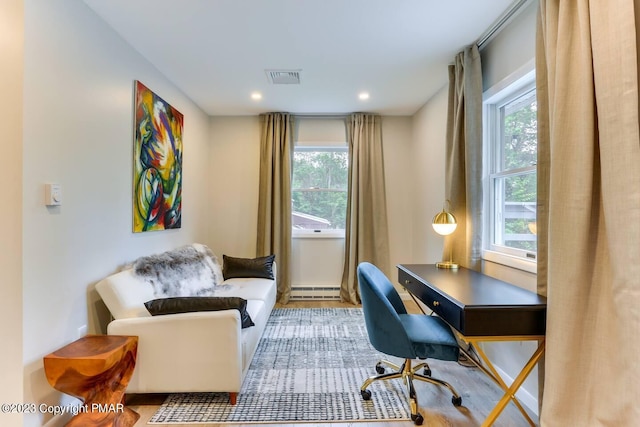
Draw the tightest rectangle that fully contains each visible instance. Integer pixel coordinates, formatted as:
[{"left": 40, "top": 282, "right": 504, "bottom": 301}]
[
  {"left": 445, "top": 45, "right": 483, "bottom": 270},
  {"left": 341, "top": 113, "right": 390, "bottom": 304},
  {"left": 257, "top": 113, "right": 293, "bottom": 303},
  {"left": 537, "top": 1, "right": 640, "bottom": 425}
]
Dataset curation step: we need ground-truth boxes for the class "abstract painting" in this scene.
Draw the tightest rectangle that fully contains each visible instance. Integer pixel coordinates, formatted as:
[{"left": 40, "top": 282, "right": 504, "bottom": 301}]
[{"left": 133, "top": 80, "right": 183, "bottom": 232}]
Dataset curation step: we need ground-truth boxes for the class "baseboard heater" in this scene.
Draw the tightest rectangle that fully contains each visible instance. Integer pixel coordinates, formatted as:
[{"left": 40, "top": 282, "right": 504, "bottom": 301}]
[{"left": 290, "top": 286, "right": 341, "bottom": 300}]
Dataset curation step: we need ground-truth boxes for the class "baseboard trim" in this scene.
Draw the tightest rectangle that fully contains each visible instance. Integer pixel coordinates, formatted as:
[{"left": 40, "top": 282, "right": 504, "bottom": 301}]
[{"left": 493, "top": 364, "right": 539, "bottom": 416}]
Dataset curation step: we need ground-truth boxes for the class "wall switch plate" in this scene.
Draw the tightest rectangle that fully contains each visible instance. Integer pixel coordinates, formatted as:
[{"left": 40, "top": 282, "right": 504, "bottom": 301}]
[
  {"left": 77, "top": 325, "right": 87, "bottom": 338},
  {"left": 45, "top": 183, "right": 62, "bottom": 206}
]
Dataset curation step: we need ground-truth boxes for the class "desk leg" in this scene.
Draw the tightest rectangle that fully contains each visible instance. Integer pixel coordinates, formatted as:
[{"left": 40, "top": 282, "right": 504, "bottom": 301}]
[
  {"left": 471, "top": 344, "right": 535, "bottom": 426},
  {"left": 458, "top": 344, "right": 534, "bottom": 424},
  {"left": 467, "top": 338, "right": 545, "bottom": 427}
]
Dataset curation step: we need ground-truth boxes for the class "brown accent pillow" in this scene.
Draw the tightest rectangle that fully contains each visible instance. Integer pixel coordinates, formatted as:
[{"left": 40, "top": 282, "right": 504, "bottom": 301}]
[
  {"left": 144, "top": 296, "right": 254, "bottom": 328},
  {"left": 222, "top": 254, "right": 275, "bottom": 280}
]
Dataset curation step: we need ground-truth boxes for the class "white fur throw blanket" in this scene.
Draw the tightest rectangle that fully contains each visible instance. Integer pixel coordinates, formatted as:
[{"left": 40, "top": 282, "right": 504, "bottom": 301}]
[{"left": 132, "top": 243, "right": 224, "bottom": 297}]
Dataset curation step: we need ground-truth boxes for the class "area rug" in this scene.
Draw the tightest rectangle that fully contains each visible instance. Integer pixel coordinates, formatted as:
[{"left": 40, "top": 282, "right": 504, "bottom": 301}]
[{"left": 148, "top": 308, "right": 411, "bottom": 424}]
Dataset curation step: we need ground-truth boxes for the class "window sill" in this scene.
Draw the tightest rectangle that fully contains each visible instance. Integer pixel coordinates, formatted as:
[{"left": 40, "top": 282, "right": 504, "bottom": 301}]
[
  {"left": 292, "top": 230, "right": 345, "bottom": 239},
  {"left": 482, "top": 250, "right": 537, "bottom": 274}
]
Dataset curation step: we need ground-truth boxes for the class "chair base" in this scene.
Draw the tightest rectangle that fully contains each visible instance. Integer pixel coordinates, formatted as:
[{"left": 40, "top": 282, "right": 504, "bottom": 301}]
[{"left": 360, "top": 358, "right": 462, "bottom": 425}]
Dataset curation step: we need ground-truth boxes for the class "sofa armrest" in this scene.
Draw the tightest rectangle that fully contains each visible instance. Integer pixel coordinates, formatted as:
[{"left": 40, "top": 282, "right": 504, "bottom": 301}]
[{"left": 107, "top": 309, "right": 244, "bottom": 392}]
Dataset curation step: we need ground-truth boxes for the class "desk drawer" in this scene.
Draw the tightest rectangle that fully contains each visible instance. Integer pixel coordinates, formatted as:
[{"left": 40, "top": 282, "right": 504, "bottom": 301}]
[{"left": 398, "top": 269, "right": 463, "bottom": 332}]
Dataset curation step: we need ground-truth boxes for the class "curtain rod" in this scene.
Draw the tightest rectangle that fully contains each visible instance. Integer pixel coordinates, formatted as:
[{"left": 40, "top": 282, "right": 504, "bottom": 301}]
[
  {"left": 292, "top": 114, "right": 349, "bottom": 120},
  {"left": 477, "top": 0, "right": 532, "bottom": 48}
]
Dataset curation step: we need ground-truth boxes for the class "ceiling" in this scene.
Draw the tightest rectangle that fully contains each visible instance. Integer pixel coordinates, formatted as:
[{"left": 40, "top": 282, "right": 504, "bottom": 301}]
[{"left": 83, "top": 0, "right": 516, "bottom": 116}]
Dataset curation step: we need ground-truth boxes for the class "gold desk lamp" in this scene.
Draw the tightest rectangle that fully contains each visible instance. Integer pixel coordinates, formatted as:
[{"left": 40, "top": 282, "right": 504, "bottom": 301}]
[{"left": 432, "top": 202, "right": 458, "bottom": 269}]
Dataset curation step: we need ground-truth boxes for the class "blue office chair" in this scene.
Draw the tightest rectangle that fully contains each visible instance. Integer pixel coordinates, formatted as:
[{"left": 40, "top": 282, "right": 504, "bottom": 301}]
[{"left": 357, "top": 262, "right": 462, "bottom": 425}]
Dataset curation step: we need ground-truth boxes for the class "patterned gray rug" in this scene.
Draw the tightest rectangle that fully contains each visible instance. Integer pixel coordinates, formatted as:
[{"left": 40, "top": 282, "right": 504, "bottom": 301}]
[{"left": 148, "top": 307, "right": 411, "bottom": 424}]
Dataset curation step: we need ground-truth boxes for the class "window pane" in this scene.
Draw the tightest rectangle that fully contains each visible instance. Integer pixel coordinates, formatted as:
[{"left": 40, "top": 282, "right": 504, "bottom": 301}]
[
  {"left": 494, "top": 172, "right": 537, "bottom": 252},
  {"left": 292, "top": 190, "right": 347, "bottom": 229},
  {"left": 484, "top": 73, "right": 537, "bottom": 264},
  {"left": 292, "top": 151, "right": 348, "bottom": 230},
  {"left": 500, "top": 90, "right": 537, "bottom": 171}
]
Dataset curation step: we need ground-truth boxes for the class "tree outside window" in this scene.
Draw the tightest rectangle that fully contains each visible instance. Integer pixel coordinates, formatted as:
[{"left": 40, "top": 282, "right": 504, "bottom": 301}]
[
  {"left": 499, "top": 90, "right": 537, "bottom": 252},
  {"left": 292, "top": 148, "right": 348, "bottom": 230}
]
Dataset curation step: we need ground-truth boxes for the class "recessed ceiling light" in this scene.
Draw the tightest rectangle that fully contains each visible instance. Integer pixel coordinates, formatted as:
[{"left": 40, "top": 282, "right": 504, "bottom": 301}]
[
  {"left": 359, "top": 92, "right": 370, "bottom": 100},
  {"left": 251, "top": 92, "right": 262, "bottom": 100}
]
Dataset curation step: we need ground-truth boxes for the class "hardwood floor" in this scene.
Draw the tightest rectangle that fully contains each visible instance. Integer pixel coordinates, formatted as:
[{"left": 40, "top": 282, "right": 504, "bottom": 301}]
[{"left": 129, "top": 300, "right": 539, "bottom": 426}]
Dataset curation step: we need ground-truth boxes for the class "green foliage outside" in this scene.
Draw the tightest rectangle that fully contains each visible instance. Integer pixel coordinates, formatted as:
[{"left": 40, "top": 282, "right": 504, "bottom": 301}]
[
  {"left": 292, "top": 151, "right": 348, "bottom": 229},
  {"left": 501, "top": 94, "right": 537, "bottom": 251}
]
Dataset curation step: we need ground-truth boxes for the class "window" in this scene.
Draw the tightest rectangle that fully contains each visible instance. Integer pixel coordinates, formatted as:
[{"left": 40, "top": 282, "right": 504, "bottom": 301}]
[
  {"left": 483, "top": 70, "right": 537, "bottom": 269},
  {"left": 291, "top": 146, "right": 348, "bottom": 234}
]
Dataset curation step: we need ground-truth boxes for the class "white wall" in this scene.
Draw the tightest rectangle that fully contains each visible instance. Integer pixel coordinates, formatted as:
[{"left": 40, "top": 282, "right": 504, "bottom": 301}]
[
  {"left": 477, "top": 0, "right": 540, "bottom": 409},
  {"left": 208, "top": 116, "right": 261, "bottom": 258},
  {"left": 291, "top": 236, "right": 344, "bottom": 291},
  {"left": 482, "top": 0, "right": 537, "bottom": 90},
  {"left": 208, "top": 115, "right": 414, "bottom": 287},
  {"left": 0, "top": 1, "right": 24, "bottom": 426},
  {"left": 381, "top": 116, "right": 414, "bottom": 281},
  {"left": 410, "top": 85, "right": 449, "bottom": 264},
  {"left": 21, "top": 1, "right": 212, "bottom": 425}
]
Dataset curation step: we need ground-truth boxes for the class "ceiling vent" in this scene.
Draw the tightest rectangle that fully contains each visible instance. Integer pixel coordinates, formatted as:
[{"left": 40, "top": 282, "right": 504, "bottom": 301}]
[{"left": 266, "top": 69, "right": 301, "bottom": 85}]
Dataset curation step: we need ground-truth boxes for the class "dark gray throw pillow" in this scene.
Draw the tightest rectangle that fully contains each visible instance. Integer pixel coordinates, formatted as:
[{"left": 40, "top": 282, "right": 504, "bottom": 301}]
[
  {"left": 222, "top": 254, "right": 275, "bottom": 280},
  {"left": 144, "top": 296, "right": 255, "bottom": 328}
]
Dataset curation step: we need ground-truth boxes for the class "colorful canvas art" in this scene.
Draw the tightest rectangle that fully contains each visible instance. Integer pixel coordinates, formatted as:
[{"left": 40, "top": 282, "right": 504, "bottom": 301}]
[{"left": 133, "top": 81, "right": 183, "bottom": 232}]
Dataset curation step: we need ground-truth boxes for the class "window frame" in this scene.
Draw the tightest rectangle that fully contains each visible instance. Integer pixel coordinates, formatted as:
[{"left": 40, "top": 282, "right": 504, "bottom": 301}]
[
  {"left": 482, "top": 66, "right": 537, "bottom": 273},
  {"left": 291, "top": 145, "right": 348, "bottom": 239}
]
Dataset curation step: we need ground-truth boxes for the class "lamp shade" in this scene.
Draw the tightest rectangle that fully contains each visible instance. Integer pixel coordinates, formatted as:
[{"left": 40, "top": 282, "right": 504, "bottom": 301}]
[{"left": 432, "top": 210, "right": 457, "bottom": 236}]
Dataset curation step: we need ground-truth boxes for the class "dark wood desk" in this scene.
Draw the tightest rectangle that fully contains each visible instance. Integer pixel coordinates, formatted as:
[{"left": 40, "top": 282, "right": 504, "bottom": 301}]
[
  {"left": 397, "top": 264, "right": 546, "bottom": 427},
  {"left": 397, "top": 264, "right": 546, "bottom": 337}
]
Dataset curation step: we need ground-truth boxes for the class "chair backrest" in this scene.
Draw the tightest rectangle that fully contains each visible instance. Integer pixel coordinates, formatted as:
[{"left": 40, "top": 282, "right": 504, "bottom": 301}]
[{"left": 357, "top": 262, "right": 416, "bottom": 358}]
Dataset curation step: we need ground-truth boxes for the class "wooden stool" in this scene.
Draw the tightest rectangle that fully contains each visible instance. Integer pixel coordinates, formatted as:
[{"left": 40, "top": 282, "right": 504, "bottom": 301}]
[{"left": 43, "top": 335, "right": 139, "bottom": 427}]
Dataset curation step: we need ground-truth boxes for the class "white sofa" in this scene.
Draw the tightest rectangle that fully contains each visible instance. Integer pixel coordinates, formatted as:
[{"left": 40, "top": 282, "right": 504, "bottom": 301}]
[{"left": 95, "top": 244, "right": 276, "bottom": 404}]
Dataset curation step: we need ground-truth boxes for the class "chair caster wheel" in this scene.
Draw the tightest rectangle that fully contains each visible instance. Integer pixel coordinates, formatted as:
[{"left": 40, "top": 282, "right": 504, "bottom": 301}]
[
  {"left": 452, "top": 396, "right": 463, "bottom": 406},
  {"left": 411, "top": 413, "right": 424, "bottom": 425},
  {"left": 423, "top": 368, "right": 431, "bottom": 376},
  {"left": 361, "top": 389, "right": 372, "bottom": 400},
  {"left": 375, "top": 363, "right": 385, "bottom": 374}
]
